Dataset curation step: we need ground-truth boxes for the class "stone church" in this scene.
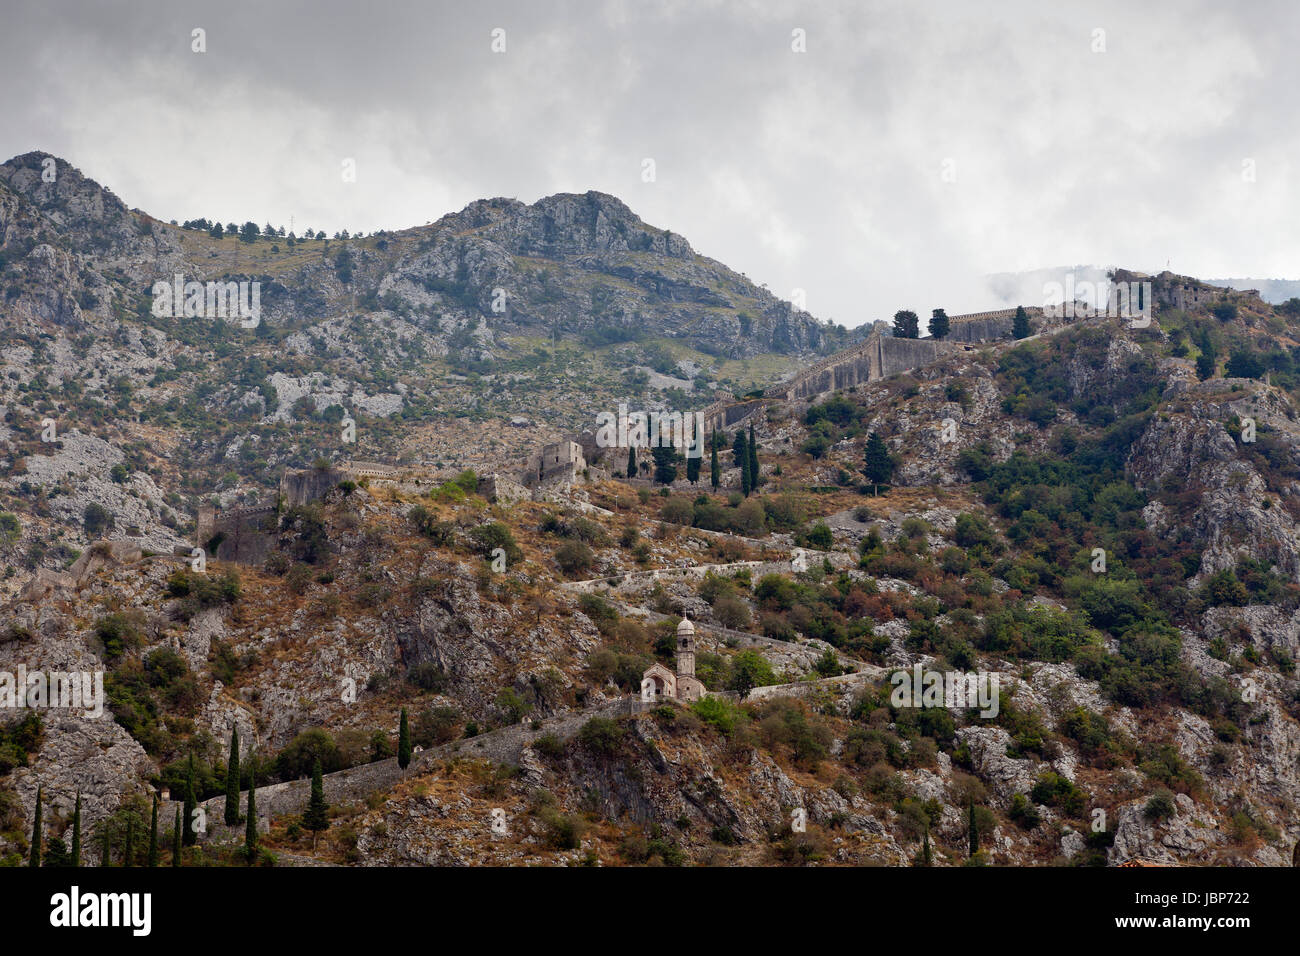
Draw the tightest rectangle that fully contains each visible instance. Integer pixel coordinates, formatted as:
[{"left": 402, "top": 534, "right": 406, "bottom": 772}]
[{"left": 641, "top": 617, "right": 707, "bottom": 703}]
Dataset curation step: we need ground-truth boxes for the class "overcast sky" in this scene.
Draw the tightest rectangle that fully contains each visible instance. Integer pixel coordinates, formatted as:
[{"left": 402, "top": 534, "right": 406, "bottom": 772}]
[{"left": 2, "top": 0, "right": 1296, "bottom": 328}]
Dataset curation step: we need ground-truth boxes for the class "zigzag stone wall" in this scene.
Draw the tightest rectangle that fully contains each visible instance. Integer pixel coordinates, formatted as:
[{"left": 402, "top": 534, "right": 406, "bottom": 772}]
[{"left": 761, "top": 307, "right": 1043, "bottom": 404}]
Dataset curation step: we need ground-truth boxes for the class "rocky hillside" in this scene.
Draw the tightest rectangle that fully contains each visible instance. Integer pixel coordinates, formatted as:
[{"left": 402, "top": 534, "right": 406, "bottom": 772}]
[
  {"left": 4, "top": 154, "right": 1300, "bottom": 867},
  {"left": 0, "top": 152, "right": 852, "bottom": 596}
]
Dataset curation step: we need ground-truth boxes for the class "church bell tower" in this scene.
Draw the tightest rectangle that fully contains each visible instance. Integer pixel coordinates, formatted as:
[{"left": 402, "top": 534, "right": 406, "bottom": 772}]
[{"left": 676, "top": 617, "right": 696, "bottom": 679}]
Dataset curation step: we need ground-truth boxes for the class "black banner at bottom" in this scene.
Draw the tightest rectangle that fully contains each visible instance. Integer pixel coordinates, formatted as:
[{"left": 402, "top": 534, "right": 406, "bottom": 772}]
[{"left": 0, "top": 863, "right": 1280, "bottom": 944}]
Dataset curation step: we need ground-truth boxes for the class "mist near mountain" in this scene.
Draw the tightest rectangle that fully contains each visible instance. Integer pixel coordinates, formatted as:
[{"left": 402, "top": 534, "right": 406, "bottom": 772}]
[{"left": 986, "top": 265, "right": 1300, "bottom": 311}]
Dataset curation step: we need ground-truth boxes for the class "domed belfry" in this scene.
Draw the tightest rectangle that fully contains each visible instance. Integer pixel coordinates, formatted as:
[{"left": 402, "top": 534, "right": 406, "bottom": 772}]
[{"left": 640, "top": 616, "right": 707, "bottom": 703}]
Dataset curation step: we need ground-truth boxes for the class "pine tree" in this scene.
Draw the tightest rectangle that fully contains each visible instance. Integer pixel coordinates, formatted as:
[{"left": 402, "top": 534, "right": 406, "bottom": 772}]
[
  {"left": 929, "top": 308, "right": 950, "bottom": 339},
  {"left": 224, "top": 727, "right": 241, "bottom": 826},
  {"left": 148, "top": 793, "right": 159, "bottom": 867},
  {"left": 651, "top": 445, "right": 678, "bottom": 485},
  {"left": 42, "top": 837, "right": 71, "bottom": 867},
  {"left": 303, "top": 759, "right": 330, "bottom": 848},
  {"left": 710, "top": 438, "right": 720, "bottom": 490},
  {"left": 182, "top": 754, "right": 197, "bottom": 846},
  {"left": 123, "top": 817, "right": 134, "bottom": 867},
  {"left": 863, "top": 431, "right": 895, "bottom": 495},
  {"left": 1013, "top": 305, "right": 1031, "bottom": 339},
  {"left": 398, "top": 708, "right": 412, "bottom": 771},
  {"left": 244, "top": 770, "right": 258, "bottom": 862},
  {"left": 969, "top": 800, "right": 980, "bottom": 856},
  {"left": 893, "top": 309, "right": 920, "bottom": 338},
  {"left": 28, "top": 784, "right": 42, "bottom": 867},
  {"left": 71, "top": 792, "right": 81, "bottom": 867},
  {"left": 172, "top": 807, "right": 182, "bottom": 867},
  {"left": 626, "top": 445, "right": 637, "bottom": 479},
  {"left": 747, "top": 424, "right": 760, "bottom": 491}
]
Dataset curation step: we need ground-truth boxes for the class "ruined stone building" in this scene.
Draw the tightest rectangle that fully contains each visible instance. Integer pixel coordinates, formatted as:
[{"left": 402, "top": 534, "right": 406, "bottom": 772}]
[
  {"left": 524, "top": 439, "right": 587, "bottom": 490},
  {"left": 1112, "top": 269, "right": 1262, "bottom": 313}
]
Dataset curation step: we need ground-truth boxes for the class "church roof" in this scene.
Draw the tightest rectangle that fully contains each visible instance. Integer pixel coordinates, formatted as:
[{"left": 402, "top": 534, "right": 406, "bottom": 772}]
[{"left": 677, "top": 616, "right": 695, "bottom": 635}]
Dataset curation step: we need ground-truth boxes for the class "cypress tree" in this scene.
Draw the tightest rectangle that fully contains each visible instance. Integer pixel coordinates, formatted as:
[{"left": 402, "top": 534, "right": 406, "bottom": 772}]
[
  {"left": 1196, "top": 335, "right": 1217, "bottom": 380},
  {"left": 123, "top": 817, "right": 134, "bottom": 867},
  {"left": 737, "top": 432, "right": 752, "bottom": 496},
  {"left": 969, "top": 800, "right": 980, "bottom": 856},
  {"left": 626, "top": 446, "right": 637, "bottom": 479},
  {"left": 732, "top": 430, "right": 746, "bottom": 469},
  {"left": 224, "top": 727, "right": 241, "bottom": 826},
  {"left": 398, "top": 708, "right": 412, "bottom": 771},
  {"left": 686, "top": 448, "right": 701, "bottom": 485},
  {"left": 148, "top": 793, "right": 159, "bottom": 867},
  {"left": 710, "top": 438, "right": 720, "bottom": 490},
  {"left": 747, "top": 423, "right": 760, "bottom": 491},
  {"left": 244, "top": 770, "right": 258, "bottom": 862},
  {"left": 1013, "top": 305, "right": 1031, "bottom": 339},
  {"left": 182, "top": 754, "right": 197, "bottom": 846},
  {"left": 303, "top": 758, "right": 330, "bottom": 848},
  {"left": 863, "top": 431, "right": 895, "bottom": 496},
  {"left": 28, "top": 785, "right": 42, "bottom": 867},
  {"left": 171, "top": 807, "right": 181, "bottom": 867},
  {"left": 922, "top": 825, "right": 932, "bottom": 865},
  {"left": 71, "top": 792, "right": 81, "bottom": 867}
]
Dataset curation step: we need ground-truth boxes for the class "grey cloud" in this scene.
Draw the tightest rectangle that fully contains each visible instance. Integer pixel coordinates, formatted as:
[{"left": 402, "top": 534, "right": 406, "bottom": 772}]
[{"left": 0, "top": 0, "right": 1295, "bottom": 328}]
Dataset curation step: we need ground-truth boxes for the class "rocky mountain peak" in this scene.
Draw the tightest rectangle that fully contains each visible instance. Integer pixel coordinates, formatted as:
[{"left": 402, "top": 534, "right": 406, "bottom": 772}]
[
  {"left": 0, "top": 151, "right": 131, "bottom": 228},
  {"left": 432, "top": 188, "right": 694, "bottom": 262}
]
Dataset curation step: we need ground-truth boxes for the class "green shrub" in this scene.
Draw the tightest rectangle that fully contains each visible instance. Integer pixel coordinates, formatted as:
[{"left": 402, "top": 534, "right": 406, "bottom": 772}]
[
  {"left": 94, "top": 612, "right": 144, "bottom": 659},
  {"left": 577, "top": 717, "right": 624, "bottom": 756},
  {"left": 691, "top": 696, "right": 745, "bottom": 735},
  {"left": 533, "top": 734, "right": 566, "bottom": 759},
  {"left": 468, "top": 522, "right": 522, "bottom": 564},
  {"left": 274, "top": 729, "right": 344, "bottom": 781},
  {"left": 953, "top": 512, "right": 998, "bottom": 550},
  {"left": 555, "top": 540, "right": 595, "bottom": 577},
  {"left": 1009, "top": 792, "right": 1041, "bottom": 829},
  {"left": 1144, "top": 789, "right": 1176, "bottom": 822},
  {"left": 1029, "top": 771, "right": 1087, "bottom": 816},
  {"left": 413, "top": 706, "right": 462, "bottom": 747}
]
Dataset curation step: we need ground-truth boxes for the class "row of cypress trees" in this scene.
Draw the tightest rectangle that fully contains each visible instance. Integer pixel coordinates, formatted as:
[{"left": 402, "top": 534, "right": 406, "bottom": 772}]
[
  {"left": 733, "top": 424, "right": 761, "bottom": 495},
  {"left": 28, "top": 712, "right": 408, "bottom": 867},
  {"left": 623, "top": 426, "right": 750, "bottom": 493},
  {"left": 27, "top": 728, "right": 264, "bottom": 867},
  {"left": 29, "top": 788, "right": 173, "bottom": 868}
]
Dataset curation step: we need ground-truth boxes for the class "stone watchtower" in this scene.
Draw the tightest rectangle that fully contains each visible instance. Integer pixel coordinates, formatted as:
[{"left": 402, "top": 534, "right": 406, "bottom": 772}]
[{"left": 676, "top": 616, "right": 696, "bottom": 680}]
